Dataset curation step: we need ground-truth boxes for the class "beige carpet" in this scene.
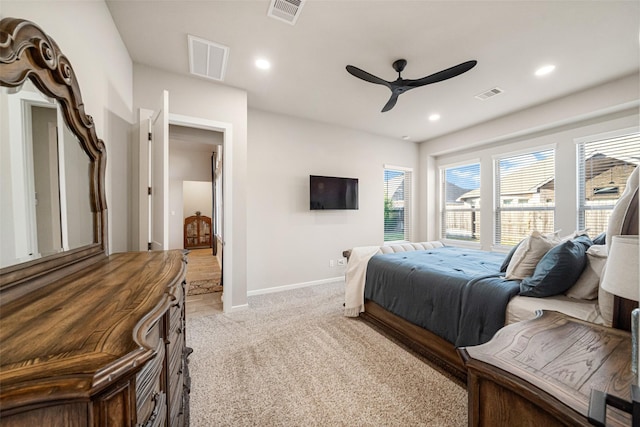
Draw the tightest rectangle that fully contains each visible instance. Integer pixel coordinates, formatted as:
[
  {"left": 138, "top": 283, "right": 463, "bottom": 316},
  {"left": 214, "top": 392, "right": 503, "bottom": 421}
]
[{"left": 186, "top": 281, "right": 467, "bottom": 426}]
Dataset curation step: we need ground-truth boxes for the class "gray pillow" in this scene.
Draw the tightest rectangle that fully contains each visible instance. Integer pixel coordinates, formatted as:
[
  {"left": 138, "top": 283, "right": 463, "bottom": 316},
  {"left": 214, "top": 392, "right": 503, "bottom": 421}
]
[
  {"left": 592, "top": 232, "right": 606, "bottom": 246},
  {"left": 519, "top": 238, "right": 588, "bottom": 297}
]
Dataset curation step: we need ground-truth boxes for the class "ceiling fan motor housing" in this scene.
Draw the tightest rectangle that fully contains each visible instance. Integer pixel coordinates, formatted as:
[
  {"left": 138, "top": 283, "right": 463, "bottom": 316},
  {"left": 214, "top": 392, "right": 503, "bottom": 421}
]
[{"left": 393, "top": 59, "right": 407, "bottom": 73}]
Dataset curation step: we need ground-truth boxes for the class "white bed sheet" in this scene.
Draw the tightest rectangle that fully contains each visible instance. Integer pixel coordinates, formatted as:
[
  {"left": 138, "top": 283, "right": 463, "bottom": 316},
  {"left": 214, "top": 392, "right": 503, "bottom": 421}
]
[{"left": 505, "top": 294, "right": 603, "bottom": 325}]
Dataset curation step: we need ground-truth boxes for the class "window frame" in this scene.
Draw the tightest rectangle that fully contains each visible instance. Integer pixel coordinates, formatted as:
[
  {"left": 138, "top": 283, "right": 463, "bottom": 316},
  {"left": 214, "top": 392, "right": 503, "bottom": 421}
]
[
  {"left": 575, "top": 128, "right": 639, "bottom": 236},
  {"left": 493, "top": 145, "right": 556, "bottom": 248},
  {"left": 383, "top": 164, "right": 413, "bottom": 243},
  {"left": 438, "top": 160, "right": 481, "bottom": 247}
]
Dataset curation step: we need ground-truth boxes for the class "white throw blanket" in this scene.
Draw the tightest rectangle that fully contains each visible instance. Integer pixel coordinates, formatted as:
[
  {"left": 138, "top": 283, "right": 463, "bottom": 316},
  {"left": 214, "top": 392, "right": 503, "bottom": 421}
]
[{"left": 344, "top": 246, "right": 381, "bottom": 317}]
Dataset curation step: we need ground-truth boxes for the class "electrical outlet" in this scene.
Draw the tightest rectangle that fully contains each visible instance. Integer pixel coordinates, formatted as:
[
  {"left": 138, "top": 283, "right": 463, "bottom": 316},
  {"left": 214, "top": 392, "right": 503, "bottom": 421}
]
[
  {"left": 329, "top": 260, "right": 336, "bottom": 268},
  {"left": 337, "top": 258, "right": 346, "bottom": 266}
]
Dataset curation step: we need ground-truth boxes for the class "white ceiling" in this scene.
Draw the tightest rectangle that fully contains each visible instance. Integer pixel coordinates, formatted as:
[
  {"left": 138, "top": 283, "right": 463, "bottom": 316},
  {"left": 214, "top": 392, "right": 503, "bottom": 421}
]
[{"left": 106, "top": 0, "right": 640, "bottom": 143}]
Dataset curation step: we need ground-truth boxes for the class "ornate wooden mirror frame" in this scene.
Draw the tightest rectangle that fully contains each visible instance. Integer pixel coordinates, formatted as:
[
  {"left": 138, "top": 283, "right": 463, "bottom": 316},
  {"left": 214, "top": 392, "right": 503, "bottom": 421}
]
[{"left": 0, "top": 18, "right": 108, "bottom": 299}]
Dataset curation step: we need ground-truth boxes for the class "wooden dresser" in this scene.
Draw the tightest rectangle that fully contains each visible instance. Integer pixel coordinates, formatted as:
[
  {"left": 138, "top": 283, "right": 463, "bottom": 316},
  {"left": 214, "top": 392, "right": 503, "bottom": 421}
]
[
  {"left": 459, "top": 311, "right": 635, "bottom": 427},
  {"left": 0, "top": 18, "right": 192, "bottom": 427},
  {"left": 0, "top": 250, "right": 191, "bottom": 426}
]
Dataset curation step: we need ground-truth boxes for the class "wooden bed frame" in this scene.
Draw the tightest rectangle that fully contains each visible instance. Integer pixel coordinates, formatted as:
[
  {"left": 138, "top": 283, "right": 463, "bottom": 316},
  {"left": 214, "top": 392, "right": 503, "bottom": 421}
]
[{"left": 358, "top": 191, "right": 639, "bottom": 384}]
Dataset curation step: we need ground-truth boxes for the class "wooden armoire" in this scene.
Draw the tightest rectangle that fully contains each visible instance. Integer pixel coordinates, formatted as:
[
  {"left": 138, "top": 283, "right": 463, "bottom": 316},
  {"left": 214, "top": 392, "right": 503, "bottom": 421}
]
[{"left": 184, "top": 212, "right": 212, "bottom": 249}]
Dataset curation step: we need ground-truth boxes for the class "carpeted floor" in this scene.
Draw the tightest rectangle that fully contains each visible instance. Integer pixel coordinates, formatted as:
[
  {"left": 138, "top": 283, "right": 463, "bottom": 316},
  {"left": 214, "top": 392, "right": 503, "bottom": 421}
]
[{"left": 186, "top": 281, "right": 467, "bottom": 426}]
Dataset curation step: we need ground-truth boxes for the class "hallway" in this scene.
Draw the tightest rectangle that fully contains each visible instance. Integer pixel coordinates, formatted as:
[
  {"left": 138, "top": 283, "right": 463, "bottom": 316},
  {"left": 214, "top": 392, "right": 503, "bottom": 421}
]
[{"left": 185, "top": 248, "right": 223, "bottom": 317}]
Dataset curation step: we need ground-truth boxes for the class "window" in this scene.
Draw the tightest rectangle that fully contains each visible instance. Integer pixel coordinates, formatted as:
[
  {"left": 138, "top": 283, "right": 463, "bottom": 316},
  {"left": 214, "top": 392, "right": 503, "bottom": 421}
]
[
  {"left": 578, "top": 132, "right": 639, "bottom": 236},
  {"left": 441, "top": 163, "right": 480, "bottom": 242},
  {"left": 495, "top": 149, "right": 555, "bottom": 246},
  {"left": 384, "top": 167, "right": 412, "bottom": 242}
]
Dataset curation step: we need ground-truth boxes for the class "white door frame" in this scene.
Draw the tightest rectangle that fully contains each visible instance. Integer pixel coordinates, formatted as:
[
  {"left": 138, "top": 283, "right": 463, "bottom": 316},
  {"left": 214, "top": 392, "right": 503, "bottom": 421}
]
[
  {"left": 7, "top": 90, "right": 56, "bottom": 263},
  {"left": 168, "top": 113, "right": 233, "bottom": 313},
  {"left": 138, "top": 108, "right": 152, "bottom": 252}
]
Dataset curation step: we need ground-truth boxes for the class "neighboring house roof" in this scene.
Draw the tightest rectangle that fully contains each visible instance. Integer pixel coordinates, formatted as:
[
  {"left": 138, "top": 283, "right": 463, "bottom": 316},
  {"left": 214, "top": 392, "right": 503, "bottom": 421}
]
[
  {"left": 445, "top": 181, "right": 470, "bottom": 204},
  {"left": 584, "top": 153, "right": 637, "bottom": 179},
  {"left": 497, "top": 156, "right": 555, "bottom": 197},
  {"left": 584, "top": 154, "right": 638, "bottom": 200},
  {"left": 456, "top": 154, "right": 637, "bottom": 202}
]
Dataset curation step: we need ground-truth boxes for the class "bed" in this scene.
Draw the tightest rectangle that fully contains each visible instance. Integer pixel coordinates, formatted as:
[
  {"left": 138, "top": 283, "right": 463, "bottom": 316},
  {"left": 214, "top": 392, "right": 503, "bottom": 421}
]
[{"left": 345, "top": 167, "right": 639, "bottom": 382}]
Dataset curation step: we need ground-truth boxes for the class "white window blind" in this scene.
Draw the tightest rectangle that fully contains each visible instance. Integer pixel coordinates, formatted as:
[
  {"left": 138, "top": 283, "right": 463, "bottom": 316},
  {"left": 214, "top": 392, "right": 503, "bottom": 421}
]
[
  {"left": 495, "top": 149, "right": 555, "bottom": 246},
  {"left": 577, "top": 132, "right": 639, "bottom": 236},
  {"left": 384, "top": 168, "right": 412, "bottom": 242},
  {"left": 441, "top": 163, "right": 480, "bottom": 242}
]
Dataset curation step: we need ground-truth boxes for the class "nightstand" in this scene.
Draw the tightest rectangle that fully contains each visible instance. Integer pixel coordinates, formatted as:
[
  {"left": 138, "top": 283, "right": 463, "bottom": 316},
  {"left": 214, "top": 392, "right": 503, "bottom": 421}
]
[{"left": 458, "top": 311, "right": 635, "bottom": 427}]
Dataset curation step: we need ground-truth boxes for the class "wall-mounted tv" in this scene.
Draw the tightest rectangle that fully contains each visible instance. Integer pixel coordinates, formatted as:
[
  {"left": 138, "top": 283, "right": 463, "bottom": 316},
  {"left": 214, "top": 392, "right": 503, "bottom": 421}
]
[{"left": 310, "top": 175, "right": 359, "bottom": 210}]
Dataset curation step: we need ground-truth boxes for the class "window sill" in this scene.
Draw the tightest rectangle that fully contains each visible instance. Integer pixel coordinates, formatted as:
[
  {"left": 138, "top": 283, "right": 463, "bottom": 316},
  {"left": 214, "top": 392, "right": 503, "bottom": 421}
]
[{"left": 440, "top": 239, "right": 481, "bottom": 249}]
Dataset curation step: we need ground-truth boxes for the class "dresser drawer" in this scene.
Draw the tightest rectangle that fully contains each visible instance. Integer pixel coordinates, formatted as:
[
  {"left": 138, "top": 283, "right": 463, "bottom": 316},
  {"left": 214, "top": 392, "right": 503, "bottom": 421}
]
[
  {"left": 138, "top": 391, "right": 166, "bottom": 427},
  {"left": 168, "top": 370, "right": 184, "bottom": 422},
  {"left": 136, "top": 341, "right": 166, "bottom": 423},
  {"left": 170, "top": 280, "right": 184, "bottom": 311},
  {"left": 168, "top": 340, "right": 183, "bottom": 376},
  {"left": 169, "top": 303, "right": 183, "bottom": 334}
]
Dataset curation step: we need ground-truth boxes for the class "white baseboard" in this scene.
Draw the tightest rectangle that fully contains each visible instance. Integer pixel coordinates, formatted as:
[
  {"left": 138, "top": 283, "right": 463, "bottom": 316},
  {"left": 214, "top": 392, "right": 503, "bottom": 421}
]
[
  {"left": 247, "top": 276, "right": 344, "bottom": 297},
  {"left": 226, "top": 303, "right": 249, "bottom": 313}
]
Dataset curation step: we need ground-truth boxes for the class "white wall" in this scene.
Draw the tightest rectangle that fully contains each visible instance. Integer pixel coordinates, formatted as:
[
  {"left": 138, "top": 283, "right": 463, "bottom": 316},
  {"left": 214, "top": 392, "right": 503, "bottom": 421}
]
[
  {"left": 183, "top": 182, "right": 213, "bottom": 221},
  {"left": 1, "top": 1, "right": 134, "bottom": 253},
  {"left": 133, "top": 64, "right": 248, "bottom": 309},
  {"left": 419, "top": 74, "right": 640, "bottom": 247},
  {"left": 167, "top": 142, "right": 215, "bottom": 250},
  {"left": 247, "top": 109, "right": 418, "bottom": 292}
]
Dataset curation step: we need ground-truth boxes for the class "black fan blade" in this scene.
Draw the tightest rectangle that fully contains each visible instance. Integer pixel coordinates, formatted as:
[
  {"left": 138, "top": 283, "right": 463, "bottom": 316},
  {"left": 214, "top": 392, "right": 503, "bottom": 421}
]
[
  {"left": 406, "top": 60, "right": 477, "bottom": 88},
  {"left": 381, "top": 93, "right": 399, "bottom": 112},
  {"left": 346, "top": 65, "right": 392, "bottom": 88}
]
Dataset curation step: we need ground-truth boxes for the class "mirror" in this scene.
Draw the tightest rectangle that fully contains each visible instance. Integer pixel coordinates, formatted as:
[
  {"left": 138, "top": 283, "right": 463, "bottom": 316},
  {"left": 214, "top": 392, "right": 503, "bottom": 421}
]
[
  {"left": 0, "top": 18, "right": 107, "bottom": 297},
  {"left": 1, "top": 83, "right": 94, "bottom": 269}
]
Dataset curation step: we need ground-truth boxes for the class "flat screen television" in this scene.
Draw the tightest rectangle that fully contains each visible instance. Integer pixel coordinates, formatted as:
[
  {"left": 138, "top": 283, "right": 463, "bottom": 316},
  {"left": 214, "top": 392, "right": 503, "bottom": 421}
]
[{"left": 309, "top": 175, "right": 359, "bottom": 210}]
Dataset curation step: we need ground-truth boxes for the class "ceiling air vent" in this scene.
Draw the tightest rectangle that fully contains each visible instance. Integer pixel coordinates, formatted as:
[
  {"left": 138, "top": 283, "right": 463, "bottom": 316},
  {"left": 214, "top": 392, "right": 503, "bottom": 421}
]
[
  {"left": 267, "top": 0, "right": 305, "bottom": 25},
  {"left": 475, "top": 87, "right": 504, "bottom": 100},
  {"left": 188, "top": 35, "right": 229, "bottom": 81}
]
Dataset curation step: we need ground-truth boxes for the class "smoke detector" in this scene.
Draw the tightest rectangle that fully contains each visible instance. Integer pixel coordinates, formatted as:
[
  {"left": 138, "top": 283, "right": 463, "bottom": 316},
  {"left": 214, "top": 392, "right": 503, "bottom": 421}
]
[
  {"left": 267, "top": 0, "right": 305, "bottom": 25},
  {"left": 475, "top": 87, "right": 504, "bottom": 100},
  {"left": 188, "top": 35, "right": 230, "bottom": 81}
]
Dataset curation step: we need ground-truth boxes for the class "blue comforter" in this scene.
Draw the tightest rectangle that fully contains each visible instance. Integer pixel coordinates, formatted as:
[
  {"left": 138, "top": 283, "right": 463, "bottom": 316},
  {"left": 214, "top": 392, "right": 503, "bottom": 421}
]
[{"left": 363, "top": 247, "right": 521, "bottom": 347}]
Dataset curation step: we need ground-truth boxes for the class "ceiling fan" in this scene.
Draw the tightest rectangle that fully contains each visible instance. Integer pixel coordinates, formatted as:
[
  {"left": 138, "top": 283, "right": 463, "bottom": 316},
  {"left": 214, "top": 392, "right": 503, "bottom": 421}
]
[{"left": 346, "top": 59, "right": 477, "bottom": 112}]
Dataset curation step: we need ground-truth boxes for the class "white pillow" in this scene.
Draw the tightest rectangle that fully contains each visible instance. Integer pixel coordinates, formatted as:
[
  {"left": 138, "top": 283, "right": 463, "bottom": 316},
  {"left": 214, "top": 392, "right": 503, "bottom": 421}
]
[
  {"left": 606, "top": 166, "right": 638, "bottom": 247},
  {"left": 505, "top": 230, "right": 560, "bottom": 280},
  {"left": 597, "top": 263, "right": 614, "bottom": 327},
  {"left": 565, "top": 244, "right": 607, "bottom": 300}
]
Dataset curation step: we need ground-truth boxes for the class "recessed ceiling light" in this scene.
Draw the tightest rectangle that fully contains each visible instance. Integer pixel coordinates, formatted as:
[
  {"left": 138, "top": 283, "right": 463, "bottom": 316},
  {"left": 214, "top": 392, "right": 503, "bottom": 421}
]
[
  {"left": 402, "top": 135, "right": 410, "bottom": 140},
  {"left": 428, "top": 114, "right": 441, "bottom": 122},
  {"left": 535, "top": 64, "right": 555, "bottom": 77},
  {"left": 255, "top": 59, "right": 271, "bottom": 70}
]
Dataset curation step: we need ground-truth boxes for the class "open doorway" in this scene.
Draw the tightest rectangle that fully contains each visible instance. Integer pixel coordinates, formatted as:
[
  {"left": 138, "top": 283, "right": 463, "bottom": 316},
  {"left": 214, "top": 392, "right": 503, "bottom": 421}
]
[
  {"left": 166, "top": 123, "right": 224, "bottom": 315},
  {"left": 140, "top": 102, "right": 235, "bottom": 312},
  {"left": 183, "top": 181, "right": 221, "bottom": 297}
]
